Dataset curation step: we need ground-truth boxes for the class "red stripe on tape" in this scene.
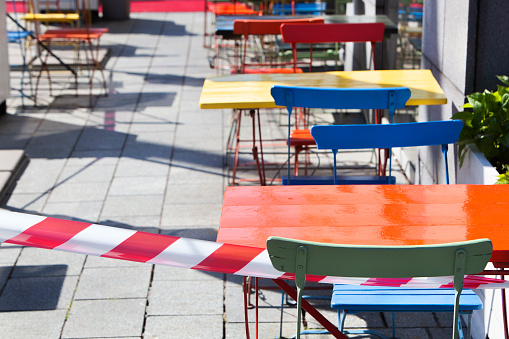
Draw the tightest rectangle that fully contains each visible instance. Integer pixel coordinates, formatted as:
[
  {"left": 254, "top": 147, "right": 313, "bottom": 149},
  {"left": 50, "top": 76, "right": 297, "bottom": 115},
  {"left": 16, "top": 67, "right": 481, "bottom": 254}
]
[
  {"left": 193, "top": 243, "right": 265, "bottom": 274},
  {"left": 6, "top": 217, "right": 91, "bottom": 249},
  {"left": 361, "top": 278, "right": 413, "bottom": 287},
  {"left": 102, "top": 232, "right": 179, "bottom": 262}
]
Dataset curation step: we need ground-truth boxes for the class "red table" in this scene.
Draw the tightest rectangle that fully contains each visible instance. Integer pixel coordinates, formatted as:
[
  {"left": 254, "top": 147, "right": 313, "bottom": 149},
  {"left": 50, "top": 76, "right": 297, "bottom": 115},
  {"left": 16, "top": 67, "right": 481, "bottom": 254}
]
[{"left": 218, "top": 184, "right": 509, "bottom": 338}]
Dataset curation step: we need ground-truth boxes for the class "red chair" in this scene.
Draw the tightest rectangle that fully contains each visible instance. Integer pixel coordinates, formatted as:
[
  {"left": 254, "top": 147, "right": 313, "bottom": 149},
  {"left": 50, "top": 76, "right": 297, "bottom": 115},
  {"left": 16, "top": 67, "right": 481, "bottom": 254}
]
[
  {"left": 279, "top": 22, "right": 386, "bottom": 175},
  {"left": 203, "top": 1, "right": 259, "bottom": 48},
  {"left": 233, "top": 17, "right": 324, "bottom": 74},
  {"left": 227, "top": 18, "right": 324, "bottom": 186}
]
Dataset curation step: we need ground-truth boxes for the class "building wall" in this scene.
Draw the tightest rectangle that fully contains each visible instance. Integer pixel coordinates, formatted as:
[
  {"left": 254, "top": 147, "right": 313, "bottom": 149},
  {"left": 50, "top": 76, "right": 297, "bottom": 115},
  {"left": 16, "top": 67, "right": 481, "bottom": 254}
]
[{"left": 0, "top": 3, "right": 10, "bottom": 114}]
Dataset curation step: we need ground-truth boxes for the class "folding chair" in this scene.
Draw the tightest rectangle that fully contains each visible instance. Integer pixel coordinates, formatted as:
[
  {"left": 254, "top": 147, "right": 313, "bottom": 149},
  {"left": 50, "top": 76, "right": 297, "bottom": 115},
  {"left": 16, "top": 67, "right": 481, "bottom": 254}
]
[
  {"left": 227, "top": 18, "right": 324, "bottom": 186},
  {"left": 278, "top": 23, "right": 387, "bottom": 174},
  {"left": 27, "top": 0, "right": 108, "bottom": 106},
  {"left": 301, "top": 119, "right": 463, "bottom": 185},
  {"left": 270, "top": 86, "right": 414, "bottom": 185},
  {"left": 233, "top": 18, "right": 324, "bottom": 74},
  {"left": 7, "top": 0, "right": 34, "bottom": 106},
  {"left": 267, "top": 236, "right": 493, "bottom": 339}
]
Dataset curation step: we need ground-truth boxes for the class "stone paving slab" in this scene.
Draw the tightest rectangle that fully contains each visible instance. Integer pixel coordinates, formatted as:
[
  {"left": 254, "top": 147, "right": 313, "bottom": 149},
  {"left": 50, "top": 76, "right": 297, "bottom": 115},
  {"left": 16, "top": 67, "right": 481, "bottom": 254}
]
[{"left": 62, "top": 299, "right": 146, "bottom": 338}]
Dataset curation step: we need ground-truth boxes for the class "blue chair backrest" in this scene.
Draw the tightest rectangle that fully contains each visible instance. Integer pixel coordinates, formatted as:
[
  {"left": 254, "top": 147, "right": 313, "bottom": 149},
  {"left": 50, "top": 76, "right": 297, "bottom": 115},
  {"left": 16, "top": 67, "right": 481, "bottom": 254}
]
[
  {"left": 312, "top": 121, "right": 462, "bottom": 184},
  {"left": 273, "top": 2, "right": 326, "bottom": 15},
  {"left": 271, "top": 86, "right": 411, "bottom": 115},
  {"left": 310, "top": 121, "right": 463, "bottom": 150},
  {"left": 270, "top": 85, "right": 412, "bottom": 182}
]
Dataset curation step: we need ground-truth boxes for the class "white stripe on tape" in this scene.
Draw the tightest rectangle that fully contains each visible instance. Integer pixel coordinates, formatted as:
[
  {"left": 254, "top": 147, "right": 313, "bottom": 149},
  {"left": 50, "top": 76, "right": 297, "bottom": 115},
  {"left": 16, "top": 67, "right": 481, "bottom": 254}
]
[
  {"left": 0, "top": 210, "right": 46, "bottom": 242},
  {"left": 55, "top": 224, "right": 137, "bottom": 256},
  {"left": 148, "top": 237, "right": 222, "bottom": 268},
  {"left": 235, "top": 250, "right": 285, "bottom": 279}
]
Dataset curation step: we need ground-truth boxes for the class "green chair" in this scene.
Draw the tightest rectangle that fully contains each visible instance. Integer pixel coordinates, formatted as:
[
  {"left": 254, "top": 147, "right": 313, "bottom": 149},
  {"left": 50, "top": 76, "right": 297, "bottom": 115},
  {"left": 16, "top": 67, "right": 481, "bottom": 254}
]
[{"left": 267, "top": 236, "right": 492, "bottom": 339}]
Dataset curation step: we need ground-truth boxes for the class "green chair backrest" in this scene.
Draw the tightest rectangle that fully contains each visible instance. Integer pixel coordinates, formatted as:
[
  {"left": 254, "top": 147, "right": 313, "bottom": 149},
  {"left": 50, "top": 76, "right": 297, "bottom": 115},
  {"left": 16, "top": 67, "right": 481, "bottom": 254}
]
[{"left": 266, "top": 236, "right": 492, "bottom": 339}]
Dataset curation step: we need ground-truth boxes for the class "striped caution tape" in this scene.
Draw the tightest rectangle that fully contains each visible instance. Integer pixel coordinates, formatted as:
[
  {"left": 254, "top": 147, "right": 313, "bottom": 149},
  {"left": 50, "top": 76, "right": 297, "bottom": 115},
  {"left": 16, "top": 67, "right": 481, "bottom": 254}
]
[{"left": 0, "top": 209, "right": 507, "bottom": 289}]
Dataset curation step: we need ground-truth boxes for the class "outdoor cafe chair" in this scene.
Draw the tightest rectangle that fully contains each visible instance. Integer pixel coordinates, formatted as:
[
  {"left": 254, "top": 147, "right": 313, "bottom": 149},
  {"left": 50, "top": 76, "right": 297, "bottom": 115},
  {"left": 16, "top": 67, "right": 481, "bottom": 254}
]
[
  {"left": 233, "top": 18, "right": 324, "bottom": 74},
  {"left": 270, "top": 85, "right": 414, "bottom": 185},
  {"left": 280, "top": 22, "right": 385, "bottom": 76},
  {"left": 267, "top": 236, "right": 493, "bottom": 339},
  {"left": 278, "top": 22, "right": 387, "bottom": 174},
  {"left": 26, "top": 0, "right": 109, "bottom": 106},
  {"left": 305, "top": 119, "right": 463, "bottom": 185}
]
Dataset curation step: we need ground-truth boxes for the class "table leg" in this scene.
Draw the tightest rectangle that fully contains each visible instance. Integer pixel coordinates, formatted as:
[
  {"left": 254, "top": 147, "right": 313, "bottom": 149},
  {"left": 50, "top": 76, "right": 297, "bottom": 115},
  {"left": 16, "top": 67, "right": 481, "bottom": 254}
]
[
  {"left": 250, "top": 109, "right": 266, "bottom": 186},
  {"left": 272, "top": 279, "right": 348, "bottom": 339},
  {"left": 502, "top": 273, "right": 509, "bottom": 339}
]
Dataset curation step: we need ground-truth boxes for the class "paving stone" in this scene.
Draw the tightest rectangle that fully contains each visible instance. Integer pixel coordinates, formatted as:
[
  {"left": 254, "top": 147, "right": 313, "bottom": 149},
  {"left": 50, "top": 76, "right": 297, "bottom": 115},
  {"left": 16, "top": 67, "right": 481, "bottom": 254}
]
[
  {"left": 74, "top": 266, "right": 152, "bottom": 299},
  {"left": 160, "top": 203, "right": 222, "bottom": 227},
  {"left": 153, "top": 265, "right": 224, "bottom": 281},
  {"left": 108, "top": 175, "right": 168, "bottom": 196},
  {"left": 1, "top": 192, "right": 49, "bottom": 213},
  {"left": 58, "top": 164, "right": 117, "bottom": 184},
  {"left": 47, "top": 182, "right": 109, "bottom": 203},
  {"left": 101, "top": 194, "right": 164, "bottom": 217},
  {"left": 84, "top": 255, "right": 151, "bottom": 268},
  {"left": 62, "top": 299, "right": 146, "bottom": 338},
  {"left": 0, "top": 310, "right": 68, "bottom": 339},
  {"left": 42, "top": 200, "right": 103, "bottom": 223},
  {"left": 13, "top": 247, "right": 86, "bottom": 277},
  {"left": 115, "top": 157, "right": 170, "bottom": 177},
  {"left": 147, "top": 280, "right": 223, "bottom": 316},
  {"left": 0, "top": 275, "right": 79, "bottom": 311},
  {"left": 145, "top": 315, "right": 223, "bottom": 339},
  {"left": 167, "top": 165, "right": 225, "bottom": 185},
  {"left": 164, "top": 183, "right": 225, "bottom": 204}
]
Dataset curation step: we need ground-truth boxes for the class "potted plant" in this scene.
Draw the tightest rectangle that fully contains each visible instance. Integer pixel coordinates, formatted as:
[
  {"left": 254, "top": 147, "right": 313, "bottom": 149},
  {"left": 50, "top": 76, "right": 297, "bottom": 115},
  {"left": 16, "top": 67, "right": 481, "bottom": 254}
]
[{"left": 452, "top": 75, "right": 509, "bottom": 184}]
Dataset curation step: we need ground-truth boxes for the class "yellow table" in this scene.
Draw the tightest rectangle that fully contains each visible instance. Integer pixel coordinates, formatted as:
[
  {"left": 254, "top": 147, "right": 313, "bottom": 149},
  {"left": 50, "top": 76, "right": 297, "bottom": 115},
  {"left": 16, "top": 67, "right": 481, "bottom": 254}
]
[
  {"left": 199, "top": 69, "right": 447, "bottom": 109},
  {"left": 200, "top": 69, "right": 447, "bottom": 185}
]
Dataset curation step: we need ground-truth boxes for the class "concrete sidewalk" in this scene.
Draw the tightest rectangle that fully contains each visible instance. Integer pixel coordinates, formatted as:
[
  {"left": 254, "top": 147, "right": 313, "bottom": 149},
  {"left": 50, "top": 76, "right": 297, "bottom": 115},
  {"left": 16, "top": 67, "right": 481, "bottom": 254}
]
[{"left": 0, "top": 12, "right": 452, "bottom": 339}]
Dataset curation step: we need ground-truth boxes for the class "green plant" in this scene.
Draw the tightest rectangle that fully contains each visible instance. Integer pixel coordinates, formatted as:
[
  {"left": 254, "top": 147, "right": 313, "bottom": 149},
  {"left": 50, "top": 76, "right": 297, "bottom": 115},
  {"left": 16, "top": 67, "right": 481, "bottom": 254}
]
[{"left": 452, "top": 75, "right": 509, "bottom": 183}]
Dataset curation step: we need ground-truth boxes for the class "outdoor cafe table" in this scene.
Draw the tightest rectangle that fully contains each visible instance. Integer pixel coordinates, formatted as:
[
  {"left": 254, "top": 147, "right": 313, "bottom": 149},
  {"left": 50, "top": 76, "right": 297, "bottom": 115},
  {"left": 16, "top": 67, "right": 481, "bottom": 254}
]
[
  {"left": 199, "top": 69, "right": 447, "bottom": 185},
  {"left": 217, "top": 184, "right": 509, "bottom": 338}
]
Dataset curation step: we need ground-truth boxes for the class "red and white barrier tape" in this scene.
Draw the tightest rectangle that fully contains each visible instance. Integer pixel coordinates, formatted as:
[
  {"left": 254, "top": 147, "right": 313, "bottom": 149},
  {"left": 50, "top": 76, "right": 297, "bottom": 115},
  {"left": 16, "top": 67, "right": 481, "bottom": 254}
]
[{"left": 0, "top": 209, "right": 507, "bottom": 289}]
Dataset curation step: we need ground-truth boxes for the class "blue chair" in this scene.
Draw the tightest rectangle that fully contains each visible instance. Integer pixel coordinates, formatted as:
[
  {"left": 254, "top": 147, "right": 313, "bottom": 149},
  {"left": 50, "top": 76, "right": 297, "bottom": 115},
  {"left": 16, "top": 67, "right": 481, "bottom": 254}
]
[
  {"left": 272, "top": 2, "right": 326, "bottom": 15},
  {"left": 270, "top": 85, "right": 412, "bottom": 185},
  {"left": 309, "top": 120, "right": 463, "bottom": 185}
]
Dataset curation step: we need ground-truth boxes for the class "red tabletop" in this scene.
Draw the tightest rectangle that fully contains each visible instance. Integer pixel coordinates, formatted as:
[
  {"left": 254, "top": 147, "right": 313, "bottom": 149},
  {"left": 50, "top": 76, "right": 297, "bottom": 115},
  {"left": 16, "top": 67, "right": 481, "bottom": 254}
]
[{"left": 218, "top": 184, "right": 509, "bottom": 264}]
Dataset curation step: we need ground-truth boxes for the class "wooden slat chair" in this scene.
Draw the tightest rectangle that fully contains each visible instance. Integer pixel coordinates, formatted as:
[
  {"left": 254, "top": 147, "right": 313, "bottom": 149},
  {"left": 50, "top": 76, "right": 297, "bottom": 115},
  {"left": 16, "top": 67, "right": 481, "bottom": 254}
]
[
  {"left": 267, "top": 236, "right": 492, "bottom": 339},
  {"left": 270, "top": 85, "right": 413, "bottom": 185}
]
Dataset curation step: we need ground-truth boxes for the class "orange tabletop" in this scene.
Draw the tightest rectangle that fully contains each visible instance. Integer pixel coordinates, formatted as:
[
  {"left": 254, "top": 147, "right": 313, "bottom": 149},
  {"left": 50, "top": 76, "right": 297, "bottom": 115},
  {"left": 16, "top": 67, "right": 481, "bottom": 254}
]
[{"left": 218, "top": 184, "right": 509, "bottom": 264}]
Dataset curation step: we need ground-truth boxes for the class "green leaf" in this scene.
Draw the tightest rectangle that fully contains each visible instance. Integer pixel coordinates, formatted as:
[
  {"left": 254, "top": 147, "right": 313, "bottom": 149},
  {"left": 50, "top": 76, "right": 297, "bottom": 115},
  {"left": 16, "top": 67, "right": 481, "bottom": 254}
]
[
  {"left": 467, "top": 92, "right": 484, "bottom": 106},
  {"left": 501, "top": 133, "right": 509, "bottom": 148},
  {"left": 502, "top": 93, "right": 509, "bottom": 109},
  {"left": 451, "top": 111, "right": 473, "bottom": 120},
  {"left": 496, "top": 172, "right": 509, "bottom": 184},
  {"left": 497, "top": 75, "right": 509, "bottom": 87}
]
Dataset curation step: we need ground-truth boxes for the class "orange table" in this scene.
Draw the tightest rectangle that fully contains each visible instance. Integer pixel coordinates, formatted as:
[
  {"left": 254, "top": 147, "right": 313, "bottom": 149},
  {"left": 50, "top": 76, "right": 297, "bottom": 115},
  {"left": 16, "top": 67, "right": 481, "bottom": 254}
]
[{"left": 218, "top": 184, "right": 509, "bottom": 338}]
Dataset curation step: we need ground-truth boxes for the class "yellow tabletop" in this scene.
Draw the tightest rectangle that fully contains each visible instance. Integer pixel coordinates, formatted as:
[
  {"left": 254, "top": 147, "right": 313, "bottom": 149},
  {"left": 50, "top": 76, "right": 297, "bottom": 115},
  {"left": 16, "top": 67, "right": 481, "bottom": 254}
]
[
  {"left": 199, "top": 69, "right": 447, "bottom": 110},
  {"left": 22, "top": 13, "right": 80, "bottom": 23}
]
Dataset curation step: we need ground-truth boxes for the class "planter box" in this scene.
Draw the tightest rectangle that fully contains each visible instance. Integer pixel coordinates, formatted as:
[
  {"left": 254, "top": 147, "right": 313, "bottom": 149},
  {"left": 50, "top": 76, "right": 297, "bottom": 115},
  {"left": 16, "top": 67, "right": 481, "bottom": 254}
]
[{"left": 456, "top": 144, "right": 499, "bottom": 184}]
